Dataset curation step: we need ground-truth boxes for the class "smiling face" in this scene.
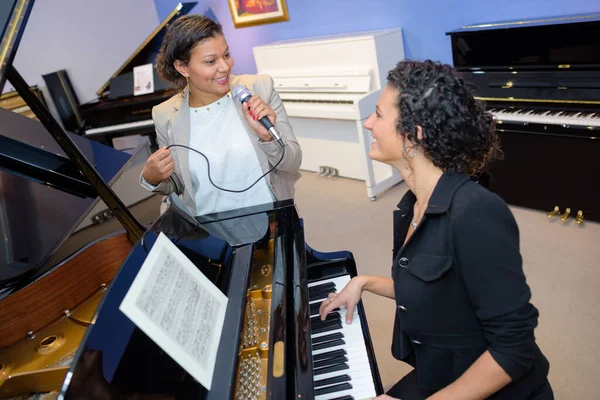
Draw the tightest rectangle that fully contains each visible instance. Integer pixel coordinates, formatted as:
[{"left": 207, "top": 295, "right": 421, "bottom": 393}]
[
  {"left": 174, "top": 34, "right": 234, "bottom": 106},
  {"left": 363, "top": 85, "right": 406, "bottom": 165}
]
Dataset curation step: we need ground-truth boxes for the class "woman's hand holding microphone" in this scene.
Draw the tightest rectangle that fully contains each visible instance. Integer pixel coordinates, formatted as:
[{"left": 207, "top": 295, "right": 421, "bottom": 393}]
[{"left": 240, "top": 94, "right": 277, "bottom": 143}]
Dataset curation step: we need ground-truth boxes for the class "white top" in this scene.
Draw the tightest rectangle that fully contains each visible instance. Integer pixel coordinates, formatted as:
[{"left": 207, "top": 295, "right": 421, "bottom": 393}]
[
  {"left": 187, "top": 93, "right": 273, "bottom": 216},
  {"left": 142, "top": 93, "right": 274, "bottom": 216}
]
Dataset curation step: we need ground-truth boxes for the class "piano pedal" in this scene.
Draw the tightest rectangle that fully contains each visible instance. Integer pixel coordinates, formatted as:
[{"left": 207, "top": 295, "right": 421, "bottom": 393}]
[
  {"left": 560, "top": 207, "right": 571, "bottom": 222},
  {"left": 547, "top": 206, "right": 560, "bottom": 218},
  {"left": 318, "top": 166, "right": 339, "bottom": 177},
  {"left": 575, "top": 210, "right": 584, "bottom": 225}
]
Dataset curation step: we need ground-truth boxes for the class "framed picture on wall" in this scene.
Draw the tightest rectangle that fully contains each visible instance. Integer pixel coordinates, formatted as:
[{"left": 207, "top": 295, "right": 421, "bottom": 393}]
[{"left": 228, "top": 0, "right": 289, "bottom": 28}]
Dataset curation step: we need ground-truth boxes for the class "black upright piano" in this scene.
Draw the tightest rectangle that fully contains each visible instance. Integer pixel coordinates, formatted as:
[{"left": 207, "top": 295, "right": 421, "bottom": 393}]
[
  {"left": 447, "top": 13, "right": 600, "bottom": 223},
  {"left": 1, "top": 1, "right": 384, "bottom": 399},
  {"left": 79, "top": 2, "right": 196, "bottom": 148}
]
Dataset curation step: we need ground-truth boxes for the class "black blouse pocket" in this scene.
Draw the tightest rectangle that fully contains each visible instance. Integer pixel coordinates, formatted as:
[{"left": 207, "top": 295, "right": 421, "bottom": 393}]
[{"left": 407, "top": 253, "right": 452, "bottom": 282}]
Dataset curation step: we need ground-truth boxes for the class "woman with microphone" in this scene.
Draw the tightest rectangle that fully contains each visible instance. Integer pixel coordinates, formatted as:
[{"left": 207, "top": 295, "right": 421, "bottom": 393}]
[{"left": 140, "top": 14, "right": 302, "bottom": 216}]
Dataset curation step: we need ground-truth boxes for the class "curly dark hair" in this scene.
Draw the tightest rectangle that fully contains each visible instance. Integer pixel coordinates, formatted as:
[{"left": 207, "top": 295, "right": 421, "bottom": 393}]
[
  {"left": 387, "top": 60, "right": 501, "bottom": 175},
  {"left": 156, "top": 15, "right": 223, "bottom": 90}
]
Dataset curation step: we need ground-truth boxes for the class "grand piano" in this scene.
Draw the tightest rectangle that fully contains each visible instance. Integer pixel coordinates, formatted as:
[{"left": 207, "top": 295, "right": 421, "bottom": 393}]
[
  {"left": 447, "top": 13, "right": 600, "bottom": 224},
  {"left": 0, "top": 2, "right": 384, "bottom": 399},
  {"left": 79, "top": 2, "right": 196, "bottom": 148}
]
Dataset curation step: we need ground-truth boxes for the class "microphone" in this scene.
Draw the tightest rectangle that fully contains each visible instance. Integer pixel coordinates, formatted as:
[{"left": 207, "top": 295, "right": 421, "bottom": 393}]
[{"left": 232, "top": 84, "right": 284, "bottom": 147}]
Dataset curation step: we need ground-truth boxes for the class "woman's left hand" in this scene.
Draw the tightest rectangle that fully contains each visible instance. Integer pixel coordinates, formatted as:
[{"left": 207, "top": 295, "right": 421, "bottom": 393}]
[
  {"left": 372, "top": 395, "right": 401, "bottom": 400},
  {"left": 241, "top": 94, "right": 276, "bottom": 142}
]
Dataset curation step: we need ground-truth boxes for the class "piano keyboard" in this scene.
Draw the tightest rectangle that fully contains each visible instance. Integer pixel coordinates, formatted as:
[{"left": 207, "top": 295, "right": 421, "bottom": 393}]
[
  {"left": 84, "top": 119, "right": 154, "bottom": 136},
  {"left": 490, "top": 108, "right": 600, "bottom": 127},
  {"left": 308, "top": 275, "right": 377, "bottom": 400}
]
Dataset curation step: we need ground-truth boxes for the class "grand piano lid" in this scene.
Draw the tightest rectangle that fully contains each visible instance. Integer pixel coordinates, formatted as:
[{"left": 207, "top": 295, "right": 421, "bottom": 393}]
[
  {"left": 0, "top": 0, "right": 35, "bottom": 93},
  {"left": 447, "top": 12, "right": 600, "bottom": 34},
  {"left": 0, "top": 108, "right": 133, "bottom": 290},
  {"left": 94, "top": 1, "right": 197, "bottom": 98}
]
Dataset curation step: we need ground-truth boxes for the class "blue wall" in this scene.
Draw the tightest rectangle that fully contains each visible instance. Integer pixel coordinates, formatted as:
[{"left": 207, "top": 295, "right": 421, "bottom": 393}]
[{"left": 155, "top": 0, "right": 599, "bottom": 75}]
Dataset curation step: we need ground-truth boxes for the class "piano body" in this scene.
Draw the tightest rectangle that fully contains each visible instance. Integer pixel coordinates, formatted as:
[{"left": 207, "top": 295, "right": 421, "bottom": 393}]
[
  {"left": 253, "top": 29, "right": 405, "bottom": 200},
  {"left": 2, "top": 2, "right": 384, "bottom": 398},
  {"left": 79, "top": 2, "right": 196, "bottom": 147},
  {"left": 447, "top": 13, "right": 600, "bottom": 223},
  {"left": 58, "top": 196, "right": 384, "bottom": 400}
]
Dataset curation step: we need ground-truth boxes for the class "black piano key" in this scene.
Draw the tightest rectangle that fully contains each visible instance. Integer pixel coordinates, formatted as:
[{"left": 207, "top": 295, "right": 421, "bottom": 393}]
[
  {"left": 308, "top": 282, "right": 336, "bottom": 296},
  {"left": 311, "top": 311, "right": 340, "bottom": 325},
  {"left": 327, "top": 396, "right": 355, "bottom": 400},
  {"left": 313, "top": 354, "right": 348, "bottom": 369},
  {"left": 314, "top": 374, "right": 352, "bottom": 389},
  {"left": 312, "top": 332, "right": 344, "bottom": 345},
  {"left": 312, "top": 321, "right": 342, "bottom": 335},
  {"left": 310, "top": 302, "right": 339, "bottom": 315},
  {"left": 314, "top": 362, "right": 349, "bottom": 376},
  {"left": 313, "top": 338, "right": 346, "bottom": 351},
  {"left": 315, "top": 382, "right": 353, "bottom": 396},
  {"left": 309, "top": 288, "right": 337, "bottom": 302},
  {"left": 311, "top": 318, "right": 341, "bottom": 332},
  {"left": 313, "top": 348, "right": 347, "bottom": 362}
]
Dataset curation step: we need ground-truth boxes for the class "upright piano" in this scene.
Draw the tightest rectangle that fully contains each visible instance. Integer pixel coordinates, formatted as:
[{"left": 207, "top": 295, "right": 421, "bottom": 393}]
[
  {"left": 79, "top": 2, "right": 196, "bottom": 147},
  {"left": 253, "top": 29, "right": 405, "bottom": 200},
  {"left": 1, "top": 2, "right": 384, "bottom": 399},
  {"left": 447, "top": 13, "right": 600, "bottom": 223}
]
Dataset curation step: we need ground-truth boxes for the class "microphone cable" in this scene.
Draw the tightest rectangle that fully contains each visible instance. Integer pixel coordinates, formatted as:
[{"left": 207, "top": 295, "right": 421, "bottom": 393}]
[{"left": 165, "top": 143, "right": 286, "bottom": 193}]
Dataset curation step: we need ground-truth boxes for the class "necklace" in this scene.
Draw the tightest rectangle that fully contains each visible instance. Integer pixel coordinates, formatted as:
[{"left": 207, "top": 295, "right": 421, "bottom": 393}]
[{"left": 411, "top": 219, "right": 418, "bottom": 230}]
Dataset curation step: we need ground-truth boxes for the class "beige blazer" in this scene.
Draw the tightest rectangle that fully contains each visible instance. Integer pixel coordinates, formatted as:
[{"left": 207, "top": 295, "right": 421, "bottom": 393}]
[{"left": 148, "top": 74, "right": 302, "bottom": 214}]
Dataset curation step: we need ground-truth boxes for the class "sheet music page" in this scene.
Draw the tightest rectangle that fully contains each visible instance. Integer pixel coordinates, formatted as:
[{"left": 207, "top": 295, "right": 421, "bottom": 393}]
[
  {"left": 119, "top": 232, "right": 227, "bottom": 390},
  {"left": 133, "top": 63, "right": 154, "bottom": 96}
]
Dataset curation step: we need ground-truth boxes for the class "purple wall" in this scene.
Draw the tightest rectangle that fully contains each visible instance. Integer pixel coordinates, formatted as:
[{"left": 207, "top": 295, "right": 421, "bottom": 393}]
[{"left": 154, "top": 0, "right": 599, "bottom": 74}]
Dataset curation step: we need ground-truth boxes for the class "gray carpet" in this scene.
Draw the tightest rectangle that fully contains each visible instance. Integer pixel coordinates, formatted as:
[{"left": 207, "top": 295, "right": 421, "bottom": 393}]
[{"left": 294, "top": 171, "right": 600, "bottom": 400}]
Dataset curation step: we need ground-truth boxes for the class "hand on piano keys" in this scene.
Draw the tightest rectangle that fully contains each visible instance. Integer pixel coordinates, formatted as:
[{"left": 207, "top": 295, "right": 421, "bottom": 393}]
[
  {"left": 317, "top": 276, "right": 365, "bottom": 324},
  {"left": 309, "top": 275, "right": 378, "bottom": 400}
]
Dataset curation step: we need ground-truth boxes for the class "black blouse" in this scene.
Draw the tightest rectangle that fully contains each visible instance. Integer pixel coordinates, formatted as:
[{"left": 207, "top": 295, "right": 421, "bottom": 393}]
[{"left": 390, "top": 172, "right": 550, "bottom": 399}]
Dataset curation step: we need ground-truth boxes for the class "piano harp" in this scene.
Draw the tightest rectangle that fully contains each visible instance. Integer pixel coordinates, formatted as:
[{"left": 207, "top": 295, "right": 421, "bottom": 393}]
[
  {"left": 79, "top": 2, "right": 197, "bottom": 147},
  {"left": 447, "top": 13, "right": 600, "bottom": 223}
]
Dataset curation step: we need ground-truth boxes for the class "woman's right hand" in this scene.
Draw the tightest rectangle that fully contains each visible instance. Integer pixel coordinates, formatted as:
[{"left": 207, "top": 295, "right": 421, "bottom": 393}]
[
  {"left": 142, "top": 147, "right": 174, "bottom": 186},
  {"left": 319, "top": 276, "right": 366, "bottom": 324}
]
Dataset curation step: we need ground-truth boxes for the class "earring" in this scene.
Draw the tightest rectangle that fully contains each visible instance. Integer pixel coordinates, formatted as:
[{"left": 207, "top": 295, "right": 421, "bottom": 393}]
[{"left": 403, "top": 143, "right": 417, "bottom": 159}]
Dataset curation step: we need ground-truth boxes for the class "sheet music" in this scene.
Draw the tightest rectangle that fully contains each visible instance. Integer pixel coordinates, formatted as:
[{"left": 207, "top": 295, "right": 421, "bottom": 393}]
[
  {"left": 133, "top": 63, "right": 154, "bottom": 96},
  {"left": 119, "top": 232, "right": 227, "bottom": 390}
]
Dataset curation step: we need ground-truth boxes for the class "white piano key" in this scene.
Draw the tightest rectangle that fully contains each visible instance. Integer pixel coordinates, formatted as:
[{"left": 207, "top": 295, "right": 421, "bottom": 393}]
[
  {"left": 309, "top": 274, "right": 377, "bottom": 400},
  {"left": 84, "top": 119, "right": 154, "bottom": 135},
  {"left": 315, "top": 386, "right": 377, "bottom": 400},
  {"left": 491, "top": 110, "right": 600, "bottom": 127}
]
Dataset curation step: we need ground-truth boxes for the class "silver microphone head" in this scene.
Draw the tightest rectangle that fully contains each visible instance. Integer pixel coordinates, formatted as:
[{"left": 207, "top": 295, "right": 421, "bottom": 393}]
[{"left": 232, "top": 85, "right": 252, "bottom": 104}]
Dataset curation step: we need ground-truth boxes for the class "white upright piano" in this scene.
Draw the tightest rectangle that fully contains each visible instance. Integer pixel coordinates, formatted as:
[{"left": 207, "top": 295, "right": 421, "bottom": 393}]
[{"left": 253, "top": 28, "right": 405, "bottom": 200}]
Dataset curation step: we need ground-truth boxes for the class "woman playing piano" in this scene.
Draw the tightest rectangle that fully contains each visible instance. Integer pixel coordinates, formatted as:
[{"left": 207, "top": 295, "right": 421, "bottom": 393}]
[
  {"left": 139, "top": 15, "right": 302, "bottom": 216},
  {"left": 319, "top": 60, "right": 553, "bottom": 399}
]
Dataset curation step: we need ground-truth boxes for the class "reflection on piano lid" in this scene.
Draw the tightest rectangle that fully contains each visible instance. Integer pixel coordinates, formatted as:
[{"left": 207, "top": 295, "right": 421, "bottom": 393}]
[
  {"left": 58, "top": 196, "right": 384, "bottom": 400},
  {"left": 447, "top": 13, "right": 600, "bottom": 223},
  {"left": 80, "top": 2, "right": 197, "bottom": 145},
  {"left": 0, "top": 98, "right": 132, "bottom": 285}
]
